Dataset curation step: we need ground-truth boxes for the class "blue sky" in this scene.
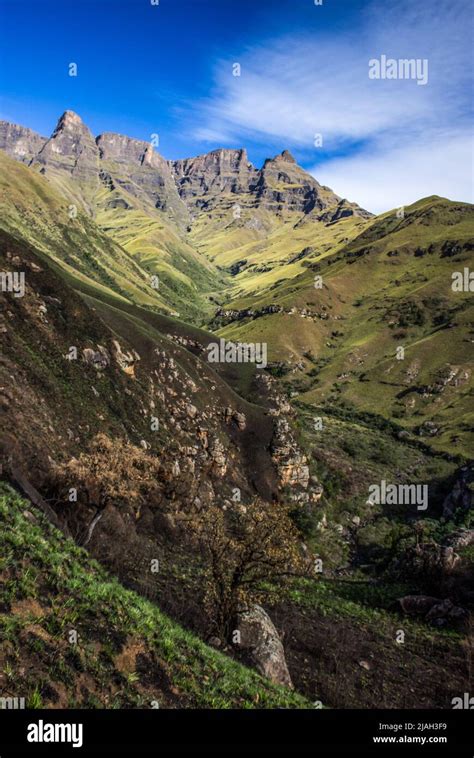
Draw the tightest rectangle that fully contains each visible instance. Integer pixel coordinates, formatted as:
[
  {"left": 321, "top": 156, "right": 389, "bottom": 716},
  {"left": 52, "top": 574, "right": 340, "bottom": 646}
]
[{"left": 0, "top": 0, "right": 472, "bottom": 212}]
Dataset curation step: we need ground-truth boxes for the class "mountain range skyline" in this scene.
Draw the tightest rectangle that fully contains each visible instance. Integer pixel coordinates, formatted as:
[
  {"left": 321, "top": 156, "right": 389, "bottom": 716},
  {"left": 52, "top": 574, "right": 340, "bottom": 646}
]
[
  {"left": 1, "top": 0, "right": 472, "bottom": 213},
  {"left": 0, "top": 108, "right": 356, "bottom": 172},
  {"left": 0, "top": 108, "right": 372, "bottom": 232}
]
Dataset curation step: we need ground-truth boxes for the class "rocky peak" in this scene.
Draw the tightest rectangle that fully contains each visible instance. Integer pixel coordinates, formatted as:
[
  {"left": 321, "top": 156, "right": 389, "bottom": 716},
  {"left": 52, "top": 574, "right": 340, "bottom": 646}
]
[
  {"left": 263, "top": 149, "right": 297, "bottom": 166},
  {"left": 44, "top": 110, "right": 98, "bottom": 154},
  {"left": 279, "top": 149, "right": 296, "bottom": 163},
  {"left": 256, "top": 150, "right": 330, "bottom": 214},
  {"left": 170, "top": 148, "right": 258, "bottom": 205},
  {"left": 262, "top": 150, "right": 297, "bottom": 170},
  {"left": 32, "top": 110, "right": 99, "bottom": 191},
  {"left": 53, "top": 110, "right": 86, "bottom": 133}
]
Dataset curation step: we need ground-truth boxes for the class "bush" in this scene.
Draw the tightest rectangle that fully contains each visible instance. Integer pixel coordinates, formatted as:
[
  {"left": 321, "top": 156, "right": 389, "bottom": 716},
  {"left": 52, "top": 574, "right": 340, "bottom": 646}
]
[
  {"left": 187, "top": 498, "right": 309, "bottom": 637},
  {"left": 52, "top": 434, "right": 162, "bottom": 526}
]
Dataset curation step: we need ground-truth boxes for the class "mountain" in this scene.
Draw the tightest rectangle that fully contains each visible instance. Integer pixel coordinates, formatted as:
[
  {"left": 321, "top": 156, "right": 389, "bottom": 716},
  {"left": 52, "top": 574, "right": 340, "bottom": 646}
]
[
  {"left": 0, "top": 110, "right": 472, "bottom": 710},
  {"left": 30, "top": 110, "right": 100, "bottom": 209},
  {"left": 169, "top": 145, "right": 369, "bottom": 221},
  {"left": 0, "top": 111, "right": 374, "bottom": 328}
]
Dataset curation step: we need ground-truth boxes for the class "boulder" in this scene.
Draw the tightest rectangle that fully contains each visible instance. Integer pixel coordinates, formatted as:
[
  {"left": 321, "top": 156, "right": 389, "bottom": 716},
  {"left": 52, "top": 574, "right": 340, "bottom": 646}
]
[
  {"left": 445, "top": 529, "right": 474, "bottom": 551},
  {"left": 112, "top": 340, "right": 140, "bottom": 377},
  {"left": 82, "top": 345, "right": 110, "bottom": 370},
  {"left": 398, "top": 595, "right": 440, "bottom": 616},
  {"left": 425, "top": 598, "right": 468, "bottom": 625},
  {"left": 232, "top": 411, "right": 246, "bottom": 431},
  {"left": 236, "top": 604, "right": 293, "bottom": 689},
  {"left": 185, "top": 403, "right": 198, "bottom": 419},
  {"left": 208, "top": 436, "right": 227, "bottom": 476}
]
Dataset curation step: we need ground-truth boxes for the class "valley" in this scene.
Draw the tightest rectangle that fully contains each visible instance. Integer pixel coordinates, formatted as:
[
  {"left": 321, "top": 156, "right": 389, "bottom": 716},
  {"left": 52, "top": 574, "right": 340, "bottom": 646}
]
[{"left": 0, "top": 111, "right": 472, "bottom": 711}]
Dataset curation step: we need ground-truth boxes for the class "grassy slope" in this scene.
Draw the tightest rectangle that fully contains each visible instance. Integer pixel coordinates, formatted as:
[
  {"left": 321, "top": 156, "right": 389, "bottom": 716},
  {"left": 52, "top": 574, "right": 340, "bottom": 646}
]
[
  {"left": 1, "top": 151, "right": 472, "bottom": 710},
  {"left": 80, "top": 292, "right": 261, "bottom": 403},
  {"left": 189, "top": 204, "right": 368, "bottom": 299},
  {"left": 0, "top": 225, "right": 275, "bottom": 511},
  {"left": 217, "top": 198, "right": 474, "bottom": 457},
  {"left": 0, "top": 483, "right": 310, "bottom": 709},
  {"left": 272, "top": 579, "right": 470, "bottom": 709},
  {"left": 0, "top": 152, "right": 162, "bottom": 308},
  {"left": 268, "top": 406, "right": 471, "bottom": 709},
  {"left": 0, "top": 152, "right": 225, "bottom": 323},
  {"left": 94, "top": 188, "right": 227, "bottom": 324}
]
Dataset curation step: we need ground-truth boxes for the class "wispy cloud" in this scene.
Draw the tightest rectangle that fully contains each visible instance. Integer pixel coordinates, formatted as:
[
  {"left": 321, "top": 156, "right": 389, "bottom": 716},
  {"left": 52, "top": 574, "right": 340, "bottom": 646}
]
[
  {"left": 186, "top": 0, "right": 472, "bottom": 211},
  {"left": 315, "top": 132, "right": 473, "bottom": 214}
]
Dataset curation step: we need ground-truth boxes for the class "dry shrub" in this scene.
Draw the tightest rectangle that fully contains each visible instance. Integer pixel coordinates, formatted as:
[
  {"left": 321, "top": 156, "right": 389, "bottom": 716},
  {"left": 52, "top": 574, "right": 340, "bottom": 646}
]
[{"left": 52, "top": 433, "right": 162, "bottom": 534}]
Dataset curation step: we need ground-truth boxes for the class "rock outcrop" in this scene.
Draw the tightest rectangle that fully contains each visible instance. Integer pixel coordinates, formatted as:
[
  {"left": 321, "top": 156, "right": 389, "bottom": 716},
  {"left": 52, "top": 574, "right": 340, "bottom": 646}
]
[
  {"left": 0, "top": 121, "right": 46, "bottom": 164},
  {"left": 444, "top": 529, "right": 474, "bottom": 551},
  {"left": 398, "top": 595, "right": 467, "bottom": 626},
  {"left": 271, "top": 418, "right": 310, "bottom": 490},
  {"left": 82, "top": 345, "right": 110, "bottom": 371},
  {"left": 236, "top": 604, "right": 293, "bottom": 688},
  {"left": 112, "top": 340, "right": 140, "bottom": 377}
]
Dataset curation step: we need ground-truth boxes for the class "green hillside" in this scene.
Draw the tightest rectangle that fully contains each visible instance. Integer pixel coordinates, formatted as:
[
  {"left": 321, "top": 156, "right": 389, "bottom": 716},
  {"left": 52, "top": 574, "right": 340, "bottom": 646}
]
[
  {"left": 93, "top": 188, "right": 227, "bottom": 324},
  {"left": 216, "top": 197, "right": 474, "bottom": 457},
  {"left": 0, "top": 152, "right": 224, "bottom": 323},
  {"left": 191, "top": 206, "right": 368, "bottom": 298}
]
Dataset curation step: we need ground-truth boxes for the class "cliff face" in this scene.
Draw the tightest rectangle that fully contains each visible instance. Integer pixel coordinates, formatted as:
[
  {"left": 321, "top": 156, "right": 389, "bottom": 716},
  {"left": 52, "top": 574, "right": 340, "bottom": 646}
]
[
  {"left": 170, "top": 148, "right": 259, "bottom": 209},
  {"left": 0, "top": 121, "right": 47, "bottom": 164},
  {"left": 255, "top": 150, "right": 331, "bottom": 214},
  {"left": 0, "top": 110, "right": 371, "bottom": 224},
  {"left": 170, "top": 147, "right": 371, "bottom": 219},
  {"left": 96, "top": 131, "right": 190, "bottom": 225}
]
